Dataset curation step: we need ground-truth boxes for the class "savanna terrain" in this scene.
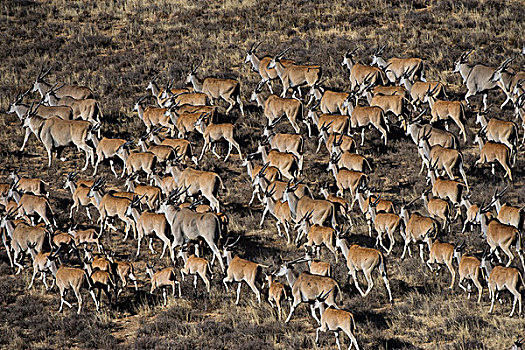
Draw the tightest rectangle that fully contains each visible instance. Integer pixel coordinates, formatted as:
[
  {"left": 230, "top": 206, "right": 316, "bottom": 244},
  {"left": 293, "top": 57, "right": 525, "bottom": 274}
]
[{"left": 0, "top": 0, "right": 524, "bottom": 349}]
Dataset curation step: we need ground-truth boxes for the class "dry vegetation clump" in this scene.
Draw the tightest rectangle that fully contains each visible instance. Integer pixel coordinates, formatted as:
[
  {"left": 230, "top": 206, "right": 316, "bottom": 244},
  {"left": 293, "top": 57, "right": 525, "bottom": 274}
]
[{"left": 1, "top": 0, "right": 525, "bottom": 349}]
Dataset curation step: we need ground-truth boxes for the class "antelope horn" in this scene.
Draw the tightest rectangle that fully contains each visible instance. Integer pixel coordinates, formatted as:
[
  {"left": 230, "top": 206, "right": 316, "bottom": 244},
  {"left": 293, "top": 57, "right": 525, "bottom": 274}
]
[
  {"left": 406, "top": 197, "right": 418, "bottom": 207},
  {"left": 253, "top": 40, "right": 263, "bottom": 52},
  {"left": 265, "top": 182, "right": 277, "bottom": 198},
  {"left": 225, "top": 235, "right": 241, "bottom": 248},
  {"left": 320, "top": 120, "right": 333, "bottom": 131},
  {"left": 498, "top": 185, "right": 509, "bottom": 197},
  {"left": 277, "top": 47, "right": 290, "bottom": 58},
  {"left": 346, "top": 47, "right": 358, "bottom": 57},
  {"left": 188, "top": 199, "right": 204, "bottom": 209}
]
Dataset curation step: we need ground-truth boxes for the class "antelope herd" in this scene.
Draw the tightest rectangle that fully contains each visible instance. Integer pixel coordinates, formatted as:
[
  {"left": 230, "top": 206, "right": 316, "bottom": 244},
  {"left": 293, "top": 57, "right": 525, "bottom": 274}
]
[{"left": 2, "top": 44, "right": 525, "bottom": 349}]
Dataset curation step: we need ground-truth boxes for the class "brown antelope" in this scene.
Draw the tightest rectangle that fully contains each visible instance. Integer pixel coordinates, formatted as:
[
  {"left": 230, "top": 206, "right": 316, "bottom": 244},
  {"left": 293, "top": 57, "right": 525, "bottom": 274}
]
[
  {"left": 453, "top": 49, "right": 502, "bottom": 111},
  {"left": 459, "top": 194, "right": 480, "bottom": 233},
  {"left": 424, "top": 233, "right": 458, "bottom": 289},
  {"left": 343, "top": 97, "right": 389, "bottom": 145},
  {"left": 53, "top": 261, "right": 98, "bottom": 314},
  {"left": 150, "top": 174, "right": 178, "bottom": 197},
  {"left": 52, "top": 231, "right": 76, "bottom": 252},
  {"left": 355, "top": 185, "right": 395, "bottom": 219},
  {"left": 27, "top": 245, "right": 55, "bottom": 290},
  {"left": 275, "top": 258, "right": 341, "bottom": 324},
  {"left": 475, "top": 107, "right": 519, "bottom": 158},
  {"left": 92, "top": 137, "right": 132, "bottom": 176},
  {"left": 256, "top": 143, "right": 300, "bottom": 180},
  {"left": 424, "top": 89, "right": 468, "bottom": 142},
  {"left": 21, "top": 114, "right": 95, "bottom": 170},
  {"left": 418, "top": 132, "right": 469, "bottom": 190},
  {"left": 87, "top": 180, "right": 138, "bottom": 239},
  {"left": 167, "top": 164, "right": 223, "bottom": 212},
  {"left": 481, "top": 254, "right": 524, "bottom": 317},
  {"left": 360, "top": 84, "right": 408, "bottom": 106},
  {"left": 264, "top": 273, "right": 288, "bottom": 320},
  {"left": 165, "top": 102, "right": 217, "bottom": 123},
  {"left": 2, "top": 213, "right": 50, "bottom": 271},
  {"left": 404, "top": 113, "right": 459, "bottom": 149},
  {"left": 147, "top": 76, "right": 193, "bottom": 106},
  {"left": 479, "top": 210, "right": 525, "bottom": 270},
  {"left": 283, "top": 180, "right": 337, "bottom": 229},
  {"left": 426, "top": 165, "right": 466, "bottom": 207},
  {"left": 145, "top": 263, "right": 181, "bottom": 306},
  {"left": 243, "top": 159, "right": 281, "bottom": 205},
  {"left": 68, "top": 227, "right": 101, "bottom": 252},
  {"left": 474, "top": 137, "right": 513, "bottom": 181},
  {"left": 177, "top": 246, "right": 212, "bottom": 294},
  {"left": 8, "top": 90, "right": 73, "bottom": 121},
  {"left": 319, "top": 185, "right": 350, "bottom": 223},
  {"left": 137, "top": 136, "right": 176, "bottom": 165},
  {"left": 9, "top": 171, "right": 48, "bottom": 197},
  {"left": 147, "top": 128, "right": 198, "bottom": 165},
  {"left": 133, "top": 96, "right": 174, "bottom": 136},
  {"left": 222, "top": 237, "right": 268, "bottom": 304},
  {"left": 32, "top": 67, "right": 93, "bottom": 99},
  {"left": 335, "top": 237, "right": 393, "bottom": 303},
  {"left": 65, "top": 175, "right": 100, "bottom": 221},
  {"left": 372, "top": 45, "right": 426, "bottom": 83},
  {"left": 319, "top": 131, "right": 357, "bottom": 155},
  {"left": 307, "top": 85, "right": 350, "bottom": 115},
  {"left": 267, "top": 48, "right": 322, "bottom": 98},
  {"left": 244, "top": 41, "right": 295, "bottom": 94},
  {"left": 306, "top": 108, "right": 349, "bottom": 137},
  {"left": 186, "top": 61, "right": 244, "bottom": 115},
  {"left": 253, "top": 165, "right": 311, "bottom": 202},
  {"left": 159, "top": 139, "right": 198, "bottom": 166},
  {"left": 106, "top": 254, "right": 138, "bottom": 295},
  {"left": 158, "top": 198, "right": 224, "bottom": 271},
  {"left": 304, "top": 246, "right": 332, "bottom": 277},
  {"left": 489, "top": 58, "right": 525, "bottom": 108},
  {"left": 89, "top": 268, "right": 115, "bottom": 311},
  {"left": 170, "top": 110, "right": 207, "bottom": 138},
  {"left": 295, "top": 211, "right": 338, "bottom": 261},
  {"left": 328, "top": 151, "right": 371, "bottom": 174},
  {"left": 420, "top": 189, "right": 453, "bottom": 233},
  {"left": 263, "top": 131, "right": 304, "bottom": 168},
  {"left": 400, "top": 199, "right": 439, "bottom": 262},
  {"left": 456, "top": 249, "right": 483, "bottom": 302},
  {"left": 166, "top": 92, "right": 209, "bottom": 109},
  {"left": 370, "top": 94, "right": 409, "bottom": 122},
  {"left": 315, "top": 304, "right": 360, "bottom": 350},
  {"left": 333, "top": 169, "right": 368, "bottom": 209},
  {"left": 44, "top": 86, "right": 102, "bottom": 128},
  {"left": 260, "top": 183, "right": 293, "bottom": 243},
  {"left": 342, "top": 48, "right": 384, "bottom": 91},
  {"left": 400, "top": 68, "right": 446, "bottom": 107},
  {"left": 194, "top": 114, "right": 242, "bottom": 161},
  {"left": 250, "top": 84, "right": 304, "bottom": 134},
  {"left": 11, "top": 191, "right": 55, "bottom": 227},
  {"left": 123, "top": 151, "right": 157, "bottom": 180},
  {"left": 368, "top": 197, "right": 404, "bottom": 255},
  {"left": 125, "top": 175, "right": 162, "bottom": 210},
  {"left": 490, "top": 187, "right": 524, "bottom": 230},
  {"left": 133, "top": 210, "right": 174, "bottom": 262}
]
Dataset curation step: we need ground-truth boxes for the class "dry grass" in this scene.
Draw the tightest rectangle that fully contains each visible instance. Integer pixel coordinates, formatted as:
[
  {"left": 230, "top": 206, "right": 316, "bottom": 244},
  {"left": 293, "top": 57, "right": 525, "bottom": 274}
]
[{"left": 1, "top": 0, "right": 525, "bottom": 349}]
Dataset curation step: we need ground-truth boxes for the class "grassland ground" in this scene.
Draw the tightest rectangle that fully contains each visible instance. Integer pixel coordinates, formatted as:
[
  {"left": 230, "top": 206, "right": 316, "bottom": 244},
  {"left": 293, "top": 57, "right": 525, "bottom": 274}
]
[{"left": 1, "top": 0, "right": 525, "bottom": 349}]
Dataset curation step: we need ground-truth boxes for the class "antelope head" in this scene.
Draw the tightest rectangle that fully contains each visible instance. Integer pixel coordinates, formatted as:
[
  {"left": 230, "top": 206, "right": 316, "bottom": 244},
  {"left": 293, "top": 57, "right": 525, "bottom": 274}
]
[
  {"left": 490, "top": 57, "right": 514, "bottom": 83},
  {"left": 267, "top": 48, "right": 290, "bottom": 69},
  {"left": 453, "top": 49, "right": 473, "bottom": 73},
  {"left": 245, "top": 41, "right": 262, "bottom": 64}
]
